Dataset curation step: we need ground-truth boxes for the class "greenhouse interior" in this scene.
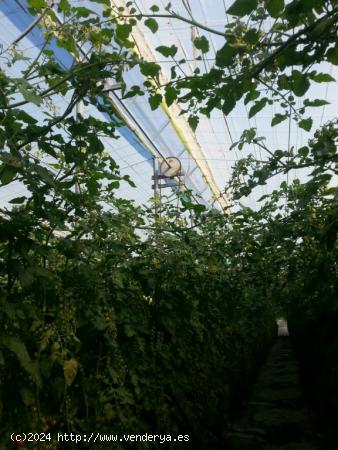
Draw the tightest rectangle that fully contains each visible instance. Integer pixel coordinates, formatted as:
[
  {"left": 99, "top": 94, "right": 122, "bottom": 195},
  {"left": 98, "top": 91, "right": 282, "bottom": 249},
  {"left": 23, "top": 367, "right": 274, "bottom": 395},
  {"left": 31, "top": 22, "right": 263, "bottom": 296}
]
[{"left": 0, "top": 0, "right": 337, "bottom": 448}]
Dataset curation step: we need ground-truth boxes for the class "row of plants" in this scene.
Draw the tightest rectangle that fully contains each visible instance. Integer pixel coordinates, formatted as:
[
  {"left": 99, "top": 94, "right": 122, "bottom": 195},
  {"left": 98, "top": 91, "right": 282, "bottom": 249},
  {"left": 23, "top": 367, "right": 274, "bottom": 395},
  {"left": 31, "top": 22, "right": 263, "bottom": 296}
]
[
  {"left": 285, "top": 181, "right": 338, "bottom": 449},
  {"left": 0, "top": 194, "right": 277, "bottom": 448}
]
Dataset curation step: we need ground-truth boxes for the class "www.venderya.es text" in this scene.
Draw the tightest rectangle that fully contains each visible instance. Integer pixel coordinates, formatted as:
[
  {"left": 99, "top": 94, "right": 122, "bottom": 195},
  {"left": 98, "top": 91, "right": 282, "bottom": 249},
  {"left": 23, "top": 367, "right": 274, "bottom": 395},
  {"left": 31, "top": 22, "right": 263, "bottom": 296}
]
[
  {"left": 59, "top": 433, "right": 190, "bottom": 443},
  {"left": 11, "top": 432, "right": 190, "bottom": 445}
]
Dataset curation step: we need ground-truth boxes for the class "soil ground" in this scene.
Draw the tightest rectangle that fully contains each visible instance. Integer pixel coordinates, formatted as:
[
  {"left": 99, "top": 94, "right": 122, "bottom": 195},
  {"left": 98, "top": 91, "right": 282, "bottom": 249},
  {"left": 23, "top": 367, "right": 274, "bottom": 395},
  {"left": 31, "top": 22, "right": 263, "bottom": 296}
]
[{"left": 225, "top": 322, "right": 319, "bottom": 450}]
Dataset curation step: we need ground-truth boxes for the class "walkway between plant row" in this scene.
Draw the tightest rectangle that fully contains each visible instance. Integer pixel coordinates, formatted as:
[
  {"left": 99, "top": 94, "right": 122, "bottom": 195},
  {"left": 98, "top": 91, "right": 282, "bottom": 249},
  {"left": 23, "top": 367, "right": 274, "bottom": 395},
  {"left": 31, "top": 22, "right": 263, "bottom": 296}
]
[{"left": 226, "top": 321, "right": 319, "bottom": 450}]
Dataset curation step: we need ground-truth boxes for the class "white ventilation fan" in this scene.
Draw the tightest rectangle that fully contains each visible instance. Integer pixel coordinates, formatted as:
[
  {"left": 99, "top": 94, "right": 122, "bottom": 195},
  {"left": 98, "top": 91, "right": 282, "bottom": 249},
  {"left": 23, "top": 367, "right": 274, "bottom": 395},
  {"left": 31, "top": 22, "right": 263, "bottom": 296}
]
[{"left": 160, "top": 157, "right": 182, "bottom": 178}]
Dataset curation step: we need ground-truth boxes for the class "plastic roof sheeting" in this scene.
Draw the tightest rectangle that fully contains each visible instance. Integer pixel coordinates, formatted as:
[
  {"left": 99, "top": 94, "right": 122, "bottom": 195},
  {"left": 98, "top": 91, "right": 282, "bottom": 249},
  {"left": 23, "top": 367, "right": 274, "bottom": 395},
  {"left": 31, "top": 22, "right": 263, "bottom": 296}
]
[{"left": 0, "top": 0, "right": 337, "bottom": 209}]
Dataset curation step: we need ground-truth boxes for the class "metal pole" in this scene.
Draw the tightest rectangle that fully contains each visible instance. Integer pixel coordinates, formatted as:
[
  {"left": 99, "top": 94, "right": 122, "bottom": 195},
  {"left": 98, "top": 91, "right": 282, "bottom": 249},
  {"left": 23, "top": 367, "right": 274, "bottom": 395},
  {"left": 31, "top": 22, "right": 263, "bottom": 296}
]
[
  {"left": 153, "top": 156, "right": 159, "bottom": 220},
  {"left": 75, "top": 100, "right": 84, "bottom": 194}
]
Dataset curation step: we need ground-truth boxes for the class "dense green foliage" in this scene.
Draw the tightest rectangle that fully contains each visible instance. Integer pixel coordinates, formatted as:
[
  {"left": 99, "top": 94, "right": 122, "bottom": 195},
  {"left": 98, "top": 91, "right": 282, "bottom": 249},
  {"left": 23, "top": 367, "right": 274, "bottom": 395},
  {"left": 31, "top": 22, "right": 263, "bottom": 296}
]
[
  {"left": 1, "top": 200, "right": 277, "bottom": 448},
  {"left": 118, "top": 0, "right": 338, "bottom": 135},
  {"left": 0, "top": 0, "right": 337, "bottom": 448},
  {"left": 285, "top": 181, "right": 338, "bottom": 448}
]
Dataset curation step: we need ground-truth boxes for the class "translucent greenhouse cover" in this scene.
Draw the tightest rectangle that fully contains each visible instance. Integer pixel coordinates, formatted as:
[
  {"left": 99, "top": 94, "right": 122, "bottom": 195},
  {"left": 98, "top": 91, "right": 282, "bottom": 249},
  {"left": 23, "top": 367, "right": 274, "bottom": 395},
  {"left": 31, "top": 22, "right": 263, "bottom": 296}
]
[{"left": 0, "top": 0, "right": 337, "bottom": 209}]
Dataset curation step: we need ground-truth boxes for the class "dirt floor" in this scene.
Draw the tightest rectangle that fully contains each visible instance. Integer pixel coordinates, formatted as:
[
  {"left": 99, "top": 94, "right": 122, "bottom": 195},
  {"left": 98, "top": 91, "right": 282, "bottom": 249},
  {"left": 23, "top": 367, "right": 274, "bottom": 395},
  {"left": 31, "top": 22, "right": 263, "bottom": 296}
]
[{"left": 225, "top": 322, "right": 319, "bottom": 450}]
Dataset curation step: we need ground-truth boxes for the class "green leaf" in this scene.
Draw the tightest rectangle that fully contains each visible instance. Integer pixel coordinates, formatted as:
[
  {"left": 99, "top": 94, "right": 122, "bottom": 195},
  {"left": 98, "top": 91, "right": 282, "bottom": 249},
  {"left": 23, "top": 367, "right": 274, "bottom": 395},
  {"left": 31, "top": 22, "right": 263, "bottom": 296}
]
[
  {"left": 304, "top": 99, "right": 329, "bottom": 107},
  {"left": 326, "top": 43, "right": 338, "bottom": 65},
  {"left": 17, "top": 82, "right": 43, "bottom": 106},
  {"left": 278, "top": 74, "right": 291, "bottom": 90},
  {"left": 150, "top": 5, "right": 160, "bottom": 12},
  {"left": 2, "top": 336, "right": 41, "bottom": 387},
  {"left": 216, "top": 44, "right": 237, "bottom": 67},
  {"left": 188, "top": 115, "right": 199, "bottom": 131},
  {"left": 123, "top": 85, "right": 143, "bottom": 99},
  {"left": 222, "top": 91, "right": 237, "bottom": 115},
  {"left": 123, "top": 174, "right": 136, "bottom": 187},
  {"left": 244, "top": 29, "right": 259, "bottom": 45},
  {"left": 56, "top": 36, "right": 77, "bottom": 53},
  {"left": 9, "top": 196, "right": 26, "bottom": 204},
  {"left": 27, "top": 0, "right": 46, "bottom": 8},
  {"left": 12, "top": 51, "right": 30, "bottom": 64},
  {"left": 265, "top": 0, "right": 284, "bottom": 17},
  {"left": 165, "top": 85, "right": 177, "bottom": 107},
  {"left": 244, "top": 89, "right": 260, "bottom": 105},
  {"left": 0, "top": 166, "right": 18, "bottom": 185},
  {"left": 249, "top": 98, "right": 268, "bottom": 118},
  {"left": 13, "top": 109, "right": 38, "bottom": 125},
  {"left": 125, "top": 324, "right": 136, "bottom": 337},
  {"left": 88, "top": 134, "right": 104, "bottom": 155},
  {"left": 156, "top": 45, "right": 178, "bottom": 58},
  {"left": 243, "top": 128, "right": 257, "bottom": 141},
  {"left": 311, "top": 72, "right": 336, "bottom": 82},
  {"left": 298, "top": 146, "right": 309, "bottom": 157},
  {"left": 192, "top": 204, "right": 206, "bottom": 213},
  {"left": 35, "top": 165, "right": 55, "bottom": 186},
  {"left": 193, "top": 36, "right": 210, "bottom": 53},
  {"left": 76, "top": 6, "right": 94, "bottom": 17},
  {"left": 59, "top": 0, "right": 71, "bottom": 12},
  {"left": 145, "top": 18, "right": 158, "bottom": 33},
  {"left": 291, "top": 70, "right": 310, "bottom": 97},
  {"left": 298, "top": 117, "right": 313, "bottom": 131},
  {"left": 116, "top": 23, "right": 132, "bottom": 40},
  {"left": 228, "top": 0, "right": 257, "bottom": 16},
  {"left": 271, "top": 113, "right": 287, "bottom": 126},
  {"left": 149, "top": 94, "right": 162, "bottom": 110},
  {"left": 140, "top": 62, "right": 161, "bottom": 78}
]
